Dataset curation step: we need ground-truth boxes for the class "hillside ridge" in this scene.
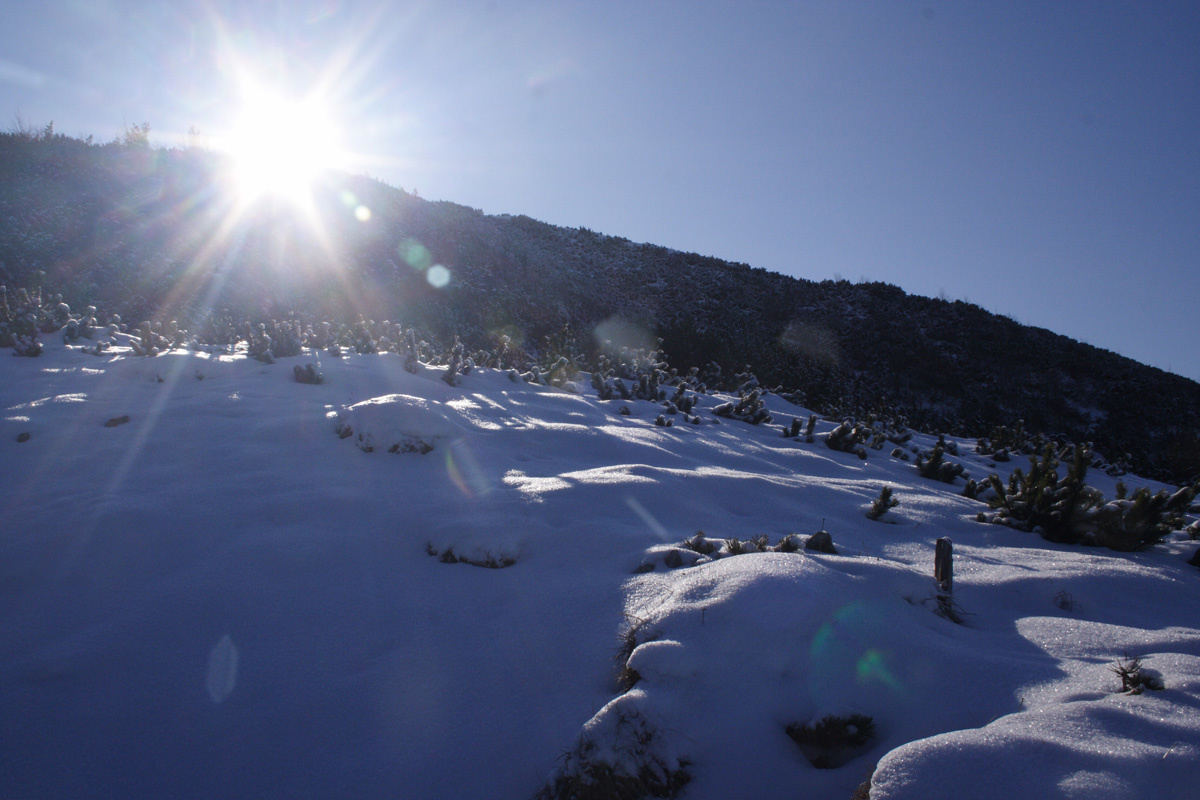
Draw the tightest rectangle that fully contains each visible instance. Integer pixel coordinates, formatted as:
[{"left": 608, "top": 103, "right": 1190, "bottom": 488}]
[{"left": 1, "top": 131, "right": 1197, "bottom": 482}]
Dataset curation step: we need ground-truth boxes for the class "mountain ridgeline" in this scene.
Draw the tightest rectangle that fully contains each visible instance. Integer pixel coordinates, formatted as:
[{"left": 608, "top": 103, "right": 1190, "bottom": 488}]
[{"left": 2, "top": 132, "right": 1198, "bottom": 483}]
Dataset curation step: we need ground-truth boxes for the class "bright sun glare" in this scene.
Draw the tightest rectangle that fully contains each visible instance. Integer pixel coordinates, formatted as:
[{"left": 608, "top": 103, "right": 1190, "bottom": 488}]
[{"left": 223, "top": 84, "right": 343, "bottom": 202}]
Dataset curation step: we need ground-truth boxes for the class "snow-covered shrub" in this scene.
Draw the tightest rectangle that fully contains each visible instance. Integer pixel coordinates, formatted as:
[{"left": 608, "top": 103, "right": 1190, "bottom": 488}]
[
  {"left": 681, "top": 531, "right": 717, "bottom": 556},
  {"left": 614, "top": 616, "right": 659, "bottom": 693},
  {"left": 976, "top": 420, "right": 1030, "bottom": 459},
  {"left": 60, "top": 304, "right": 100, "bottom": 343},
  {"left": 442, "top": 341, "right": 465, "bottom": 386},
  {"left": 402, "top": 328, "right": 420, "bottom": 373},
  {"left": 521, "top": 356, "right": 575, "bottom": 390},
  {"left": 240, "top": 322, "right": 272, "bottom": 363},
  {"left": 351, "top": 321, "right": 377, "bottom": 354},
  {"left": 1089, "top": 484, "right": 1196, "bottom": 551},
  {"left": 825, "top": 419, "right": 867, "bottom": 459},
  {"left": 130, "top": 320, "right": 171, "bottom": 357},
  {"left": 984, "top": 444, "right": 1096, "bottom": 539},
  {"left": 1109, "top": 654, "right": 1163, "bottom": 694},
  {"left": 591, "top": 343, "right": 671, "bottom": 403},
  {"left": 785, "top": 714, "right": 876, "bottom": 769},
  {"left": 885, "top": 418, "right": 912, "bottom": 445},
  {"left": 1053, "top": 591, "right": 1081, "bottom": 612},
  {"left": 425, "top": 543, "right": 515, "bottom": 569},
  {"left": 11, "top": 333, "right": 42, "bottom": 356},
  {"left": 636, "top": 531, "right": 804, "bottom": 571},
  {"left": 668, "top": 384, "right": 697, "bottom": 416},
  {"left": 270, "top": 319, "right": 303, "bottom": 358},
  {"left": 916, "top": 445, "right": 966, "bottom": 484},
  {"left": 984, "top": 444, "right": 1195, "bottom": 551},
  {"left": 712, "top": 388, "right": 771, "bottom": 425},
  {"left": 293, "top": 364, "right": 323, "bottom": 385},
  {"left": 782, "top": 414, "right": 817, "bottom": 442},
  {"left": 866, "top": 486, "right": 899, "bottom": 521},
  {"left": 535, "top": 707, "right": 691, "bottom": 800},
  {"left": 775, "top": 533, "right": 802, "bottom": 553},
  {"left": 1, "top": 286, "right": 44, "bottom": 355}
]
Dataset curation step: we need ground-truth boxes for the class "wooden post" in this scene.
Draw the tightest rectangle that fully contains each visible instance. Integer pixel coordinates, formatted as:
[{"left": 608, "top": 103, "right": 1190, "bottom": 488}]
[
  {"left": 935, "top": 537, "right": 955, "bottom": 620},
  {"left": 934, "top": 537, "right": 953, "bottom": 593}
]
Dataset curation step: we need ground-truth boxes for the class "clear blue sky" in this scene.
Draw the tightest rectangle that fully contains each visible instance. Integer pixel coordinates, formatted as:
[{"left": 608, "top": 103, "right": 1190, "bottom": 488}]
[{"left": 3, "top": 1, "right": 1198, "bottom": 381}]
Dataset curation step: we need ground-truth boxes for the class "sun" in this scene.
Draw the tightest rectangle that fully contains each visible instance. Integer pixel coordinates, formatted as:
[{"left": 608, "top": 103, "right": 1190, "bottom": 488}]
[{"left": 221, "top": 83, "right": 344, "bottom": 202}]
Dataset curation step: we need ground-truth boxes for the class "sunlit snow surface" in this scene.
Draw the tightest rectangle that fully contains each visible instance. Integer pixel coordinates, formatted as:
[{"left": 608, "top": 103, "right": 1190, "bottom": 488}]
[{"left": 2, "top": 338, "right": 1198, "bottom": 799}]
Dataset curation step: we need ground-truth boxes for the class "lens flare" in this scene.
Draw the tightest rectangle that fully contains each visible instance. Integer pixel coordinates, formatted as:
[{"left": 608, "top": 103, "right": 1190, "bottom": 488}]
[
  {"left": 400, "top": 238, "right": 433, "bottom": 271},
  {"left": 808, "top": 602, "right": 903, "bottom": 697},
  {"left": 445, "top": 439, "right": 490, "bottom": 498}
]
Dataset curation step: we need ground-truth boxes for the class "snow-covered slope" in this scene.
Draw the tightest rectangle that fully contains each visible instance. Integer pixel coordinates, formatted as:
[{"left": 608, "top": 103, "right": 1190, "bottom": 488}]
[{"left": 3, "top": 338, "right": 1198, "bottom": 799}]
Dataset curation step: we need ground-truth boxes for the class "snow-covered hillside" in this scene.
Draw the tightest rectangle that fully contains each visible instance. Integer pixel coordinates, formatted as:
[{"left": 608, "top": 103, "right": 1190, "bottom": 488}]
[{"left": 3, "top": 337, "right": 1199, "bottom": 799}]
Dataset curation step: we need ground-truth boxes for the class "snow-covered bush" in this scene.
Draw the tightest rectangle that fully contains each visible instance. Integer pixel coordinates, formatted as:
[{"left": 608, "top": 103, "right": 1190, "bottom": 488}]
[
  {"left": 983, "top": 444, "right": 1196, "bottom": 551},
  {"left": 293, "top": 364, "right": 323, "bottom": 385},
  {"left": 351, "top": 321, "right": 377, "bottom": 354},
  {"left": 130, "top": 320, "right": 171, "bottom": 357},
  {"left": 402, "top": 328, "right": 420, "bottom": 373},
  {"left": 521, "top": 355, "right": 575, "bottom": 390},
  {"left": 1109, "top": 654, "right": 1163, "bottom": 694},
  {"left": 442, "top": 341, "right": 466, "bottom": 386},
  {"left": 785, "top": 713, "right": 876, "bottom": 769},
  {"left": 614, "top": 616, "right": 659, "bottom": 693},
  {"left": 712, "top": 388, "right": 771, "bottom": 425},
  {"left": 782, "top": 413, "right": 818, "bottom": 442},
  {"left": 1, "top": 286, "right": 46, "bottom": 355},
  {"left": 425, "top": 543, "right": 515, "bottom": 569},
  {"left": 866, "top": 486, "right": 899, "bottom": 520},
  {"left": 535, "top": 707, "right": 691, "bottom": 800},
  {"left": 916, "top": 444, "right": 966, "bottom": 484},
  {"left": 825, "top": 419, "right": 868, "bottom": 459},
  {"left": 635, "top": 531, "right": 807, "bottom": 572}
]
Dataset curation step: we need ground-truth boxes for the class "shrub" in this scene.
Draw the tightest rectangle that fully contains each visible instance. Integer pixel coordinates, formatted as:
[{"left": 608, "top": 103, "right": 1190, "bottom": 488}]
[
  {"left": 293, "top": 363, "right": 323, "bottom": 384},
  {"left": 786, "top": 714, "right": 877, "bottom": 769},
  {"left": 681, "top": 531, "right": 717, "bottom": 555},
  {"left": 985, "top": 443, "right": 1195, "bottom": 551},
  {"left": 442, "top": 341, "right": 465, "bottom": 386},
  {"left": 775, "top": 533, "right": 802, "bottom": 553},
  {"left": 866, "top": 486, "right": 899, "bottom": 521},
  {"left": 1053, "top": 590, "right": 1081, "bottom": 612},
  {"left": 1109, "top": 654, "right": 1163, "bottom": 694},
  {"left": 535, "top": 710, "right": 691, "bottom": 800},
  {"left": 425, "top": 543, "right": 515, "bottom": 569},
  {"left": 916, "top": 445, "right": 965, "bottom": 484},
  {"left": 712, "top": 387, "right": 771, "bottom": 425},
  {"left": 825, "top": 419, "right": 868, "bottom": 459},
  {"left": 614, "top": 616, "right": 658, "bottom": 693}
]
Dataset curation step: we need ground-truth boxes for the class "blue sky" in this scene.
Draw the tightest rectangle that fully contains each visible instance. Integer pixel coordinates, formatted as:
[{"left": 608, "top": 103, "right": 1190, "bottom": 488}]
[{"left": 2, "top": 1, "right": 1198, "bottom": 381}]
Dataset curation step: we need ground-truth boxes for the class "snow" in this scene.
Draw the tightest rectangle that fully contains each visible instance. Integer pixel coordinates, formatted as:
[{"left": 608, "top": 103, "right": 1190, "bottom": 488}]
[{"left": 2, "top": 337, "right": 1198, "bottom": 799}]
